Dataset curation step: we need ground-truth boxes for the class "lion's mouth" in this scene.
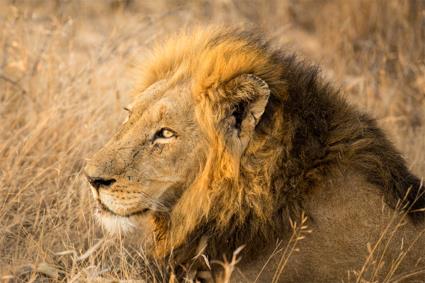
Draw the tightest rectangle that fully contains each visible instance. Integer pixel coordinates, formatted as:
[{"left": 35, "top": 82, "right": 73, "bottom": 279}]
[{"left": 94, "top": 201, "right": 150, "bottom": 218}]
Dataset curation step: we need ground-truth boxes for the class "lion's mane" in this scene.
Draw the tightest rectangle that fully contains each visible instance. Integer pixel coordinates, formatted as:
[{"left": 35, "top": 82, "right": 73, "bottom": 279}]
[{"left": 135, "top": 27, "right": 424, "bottom": 263}]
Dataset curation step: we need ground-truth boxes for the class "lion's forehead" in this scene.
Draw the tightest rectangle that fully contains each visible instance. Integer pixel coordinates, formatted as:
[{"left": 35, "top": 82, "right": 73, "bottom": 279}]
[
  {"left": 131, "top": 83, "right": 193, "bottom": 122},
  {"left": 129, "top": 81, "right": 167, "bottom": 110}
]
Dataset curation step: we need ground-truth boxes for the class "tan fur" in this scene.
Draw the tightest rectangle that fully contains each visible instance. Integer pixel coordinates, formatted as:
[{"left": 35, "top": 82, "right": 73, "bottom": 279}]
[{"left": 85, "top": 27, "right": 425, "bottom": 282}]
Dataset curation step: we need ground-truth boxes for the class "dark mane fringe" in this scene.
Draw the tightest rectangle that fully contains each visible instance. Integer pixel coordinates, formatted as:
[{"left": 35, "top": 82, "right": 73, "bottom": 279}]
[{"left": 269, "top": 51, "right": 425, "bottom": 222}]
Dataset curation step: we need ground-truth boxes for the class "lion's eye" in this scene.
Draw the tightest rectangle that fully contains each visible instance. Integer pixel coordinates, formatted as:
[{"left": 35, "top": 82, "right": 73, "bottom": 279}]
[{"left": 154, "top": 128, "right": 176, "bottom": 141}]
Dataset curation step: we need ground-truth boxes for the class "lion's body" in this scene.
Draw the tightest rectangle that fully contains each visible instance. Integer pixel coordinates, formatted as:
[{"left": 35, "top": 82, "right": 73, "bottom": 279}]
[
  {"left": 85, "top": 27, "right": 425, "bottom": 282},
  {"left": 235, "top": 172, "right": 425, "bottom": 282}
]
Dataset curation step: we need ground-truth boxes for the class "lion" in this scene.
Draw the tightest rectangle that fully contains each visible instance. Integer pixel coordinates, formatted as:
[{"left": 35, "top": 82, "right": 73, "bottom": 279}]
[{"left": 84, "top": 27, "right": 425, "bottom": 282}]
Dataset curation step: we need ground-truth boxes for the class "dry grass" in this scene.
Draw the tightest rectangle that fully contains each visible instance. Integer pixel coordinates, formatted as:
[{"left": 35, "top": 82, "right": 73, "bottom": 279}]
[{"left": 0, "top": 0, "right": 424, "bottom": 282}]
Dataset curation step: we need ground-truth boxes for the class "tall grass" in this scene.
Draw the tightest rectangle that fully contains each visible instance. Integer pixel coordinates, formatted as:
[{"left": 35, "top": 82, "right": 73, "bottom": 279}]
[{"left": 0, "top": 0, "right": 424, "bottom": 281}]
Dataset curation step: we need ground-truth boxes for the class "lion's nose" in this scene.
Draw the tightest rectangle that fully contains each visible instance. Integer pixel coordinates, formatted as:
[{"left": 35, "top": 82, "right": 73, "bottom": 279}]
[
  {"left": 86, "top": 176, "right": 116, "bottom": 190},
  {"left": 84, "top": 162, "right": 117, "bottom": 191}
]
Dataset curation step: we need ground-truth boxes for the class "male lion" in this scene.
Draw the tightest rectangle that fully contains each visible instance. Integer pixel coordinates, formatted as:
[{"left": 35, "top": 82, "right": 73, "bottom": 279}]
[{"left": 84, "top": 27, "right": 425, "bottom": 282}]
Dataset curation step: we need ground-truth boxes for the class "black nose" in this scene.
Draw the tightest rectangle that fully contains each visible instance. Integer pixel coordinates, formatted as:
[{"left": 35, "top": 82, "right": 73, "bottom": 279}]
[{"left": 87, "top": 176, "right": 116, "bottom": 190}]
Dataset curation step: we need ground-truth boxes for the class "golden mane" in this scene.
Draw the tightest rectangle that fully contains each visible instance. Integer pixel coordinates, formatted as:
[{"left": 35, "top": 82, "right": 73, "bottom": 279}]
[
  {"left": 134, "top": 27, "right": 424, "bottom": 264},
  {"left": 136, "top": 27, "right": 288, "bottom": 258},
  {"left": 136, "top": 27, "right": 284, "bottom": 102}
]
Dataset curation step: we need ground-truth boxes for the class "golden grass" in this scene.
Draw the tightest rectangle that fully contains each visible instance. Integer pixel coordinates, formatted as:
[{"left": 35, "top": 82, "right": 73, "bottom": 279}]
[{"left": 0, "top": 0, "right": 424, "bottom": 282}]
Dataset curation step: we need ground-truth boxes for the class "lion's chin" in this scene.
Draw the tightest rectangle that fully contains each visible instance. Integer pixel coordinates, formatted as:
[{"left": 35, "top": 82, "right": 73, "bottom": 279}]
[{"left": 96, "top": 213, "right": 136, "bottom": 235}]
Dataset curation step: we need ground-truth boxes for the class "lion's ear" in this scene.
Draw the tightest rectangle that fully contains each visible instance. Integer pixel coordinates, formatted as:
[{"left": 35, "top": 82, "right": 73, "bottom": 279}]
[{"left": 221, "top": 74, "right": 270, "bottom": 155}]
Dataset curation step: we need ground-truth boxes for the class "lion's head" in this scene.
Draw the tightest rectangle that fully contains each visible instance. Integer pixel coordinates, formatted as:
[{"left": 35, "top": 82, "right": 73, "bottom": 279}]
[
  {"left": 85, "top": 80, "right": 203, "bottom": 235},
  {"left": 85, "top": 27, "right": 284, "bottom": 258}
]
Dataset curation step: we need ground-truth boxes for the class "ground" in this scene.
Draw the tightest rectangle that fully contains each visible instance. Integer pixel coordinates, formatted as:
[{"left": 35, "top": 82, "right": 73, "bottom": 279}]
[{"left": 0, "top": 0, "right": 424, "bottom": 282}]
